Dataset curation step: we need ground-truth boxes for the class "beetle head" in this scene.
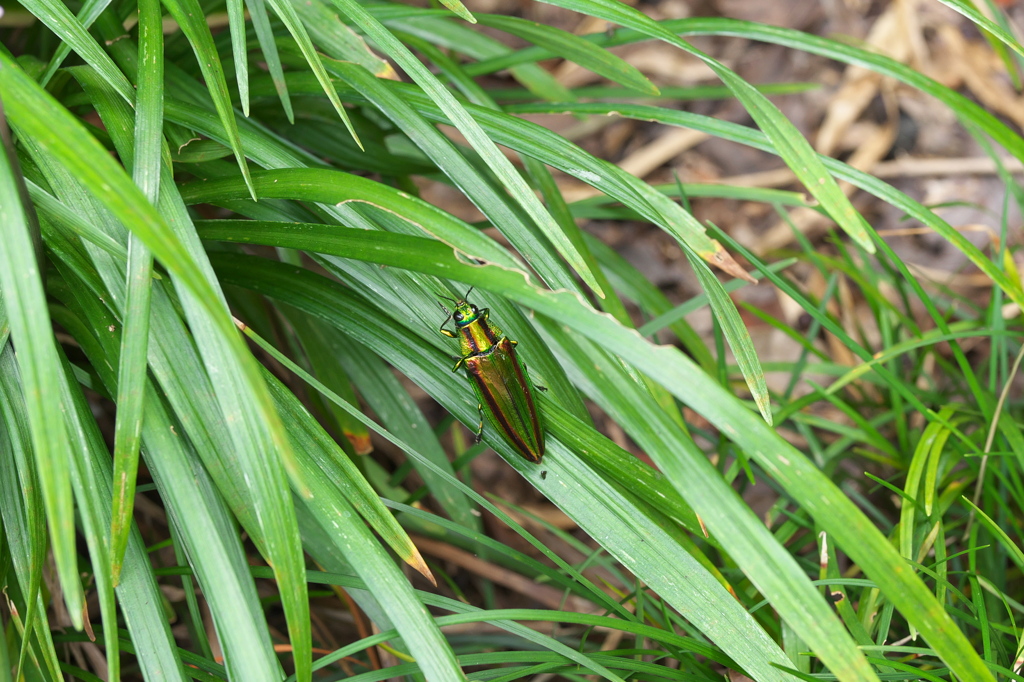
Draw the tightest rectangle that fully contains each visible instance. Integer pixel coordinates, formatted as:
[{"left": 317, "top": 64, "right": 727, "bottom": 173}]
[{"left": 440, "top": 287, "right": 478, "bottom": 327}]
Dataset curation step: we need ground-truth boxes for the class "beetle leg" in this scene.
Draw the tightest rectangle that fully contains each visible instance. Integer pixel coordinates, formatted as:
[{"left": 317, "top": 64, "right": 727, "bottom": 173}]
[
  {"left": 452, "top": 356, "right": 466, "bottom": 372},
  {"left": 475, "top": 403, "right": 484, "bottom": 442},
  {"left": 438, "top": 304, "right": 456, "bottom": 337}
]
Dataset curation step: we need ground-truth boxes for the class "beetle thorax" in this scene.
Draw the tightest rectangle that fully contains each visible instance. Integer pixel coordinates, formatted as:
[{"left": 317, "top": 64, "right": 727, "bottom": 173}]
[{"left": 454, "top": 305, "right": 503, "bottom": 356}]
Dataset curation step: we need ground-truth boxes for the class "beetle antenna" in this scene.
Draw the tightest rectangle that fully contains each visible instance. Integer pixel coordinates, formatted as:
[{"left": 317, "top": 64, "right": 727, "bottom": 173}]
[
  {"left": 463, "top": 286, "right": 474, "bottom": 302},
  {"left": 439, "top": 294, "right": 458, "bottom": 305}
]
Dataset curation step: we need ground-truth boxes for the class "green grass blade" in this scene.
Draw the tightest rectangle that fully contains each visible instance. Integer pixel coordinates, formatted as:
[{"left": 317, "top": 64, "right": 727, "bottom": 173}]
[
  {"left": 277, "top": 307, "right": 470, "bottom": 536},
  {"left": 539, "top": 322, "right": 871, "bottom": 679},
  {"left": 541, "top": 400, "right": 706, "bottom": 540},
  {"left": 54, "top": 281, "right": 282, "bottom": 681},
  {"left": 25, "top": 180, "right": 128, "bottom": 261},
  {"left": 474, "top": 13, "right": 657, "bottom": 95},
  {"left": 323, "top": 0, "right": 604, "bottom": 297},
  {"left": 293, "top": 0, "right": 391, "bottom": 76},
  {"left": 386, "top": 85, "right": 749, "bottom": 280},
  {"left": 504, "top": 98, "right": 1024, "bottom": 310},
  {"left": 487, "top": 81, "right": 815, "bottom": 101},
  {"left": 316, "top": 58, "right": 578, "bottom": 293},
  {"left": 55, "top": 348, "right": 121, "bottom": 681},
  {"left": 6, "top": 0, "right": 1021, "bottom": 676},
  {"left": 286, "top": 561, "right": 735, "bottom": 676},
  {"left": 0, "top": 350, "right": 63, "bottom": 682},
  {"left": 246, "top": 0, "right": 294, "bottom": 122},
  {"left": 19, "top": 0, "right": 133, "bottom": 101},
  {"left": 258, "top": 360, "right": 435, "bottom": 579},
  {"left": 110, "top": 238, "right": 153, "bottom": 587},
  {"left": 110, "top": 0, "right": 162, "bottom": 587},
  {"left": 49, "top": 307, "right": 190, "bottom": 681},
  {"left": 181, "top": 169, "right": 523, "bottom": 269},
  {"left": 379, "top": 12, "right": 574, "bottom": 101},
  {"left": 410, "top": 37, "right": 633, "bottom": 330},
  {"left": 4, "top": 53, "right": 313, "bottom": 682},
  {"left": 286, "top": 316, "right": 480, "bottom": 532},
  {"left": 177, "top": 83, "right": 750, "bottom": 282},
  {"left": 0, "top": 56, "right": 226, "bottom": 323},
  {"left": 670, "top": 17, "right": 1024, "bottom": 163},
  {"left": 583, "top": 233, "right": 715, "bottom": 371},
  {"left": 232, "top": 343, "right": 466, "bottom": 679},
  {"left": 900, "top": 407, "right": 960, "bottom": 561},
  {"left": 226, "top": 0, "right": 250, "bottom": 117},
  {"left": 291, "top": 456, "right": 468, "bottom": 679},
  {"left": 386, "top": 499, "right": 636, "bottom": 619},
  {"left": 684, "top": 245, "right": 771, "bottom": 424},
  {"left": 435, "top": 0, "right": 475, "bottom": 23},
  {"left": 38, "top": 0, "right": 113, "bottom": 85},
  {"left": 962, "top": 497, "right": 1024, "bottom": 573},
  {"left": 283, "top": 311, "right": 372, "bottom": 453},
  {"left": 158, "top": 0, "right": 255, "bottom": 198},
  {"left": 935, "top": 0, "right": 1024, "bottom": 61},
  {"left": 46, "top": 90, "right": 450, "bottom": 675},
  {"left": 0, "top": 105, "right": 82, "bottom": 630},
  {"left": 136, "top": 386, "right": 287, "bottom": 682},
  {"left": 263, "top": 0, "right": 358, "bottom": 142},
  {"left": 241, "top": 369, "right": 467, "bottom": 678},
  {"left": 461, "top": 15, "right": 1024, "bottom": 168},
  {"left": 530, "top": 0, "right": 873, "bottom": 253}
]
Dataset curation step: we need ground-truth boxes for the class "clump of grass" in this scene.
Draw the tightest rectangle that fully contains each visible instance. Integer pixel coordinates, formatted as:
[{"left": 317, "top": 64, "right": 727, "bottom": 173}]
[{"left": 0, "top": 0, "right": 1021, "bottom": 680}]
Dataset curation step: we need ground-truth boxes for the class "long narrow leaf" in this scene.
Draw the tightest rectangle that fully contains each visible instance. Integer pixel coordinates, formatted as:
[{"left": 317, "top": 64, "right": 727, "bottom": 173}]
[
  {"left": 529, "top": 0, "right": 873, "bottom": 252},
  {"left": 158, "top": 0, "right": 255, "bottom": 197},
  {"left": 0, "top": 349, "right": 63, "bottom": 681},
  {"left": 0, "top": 102, "right": 82, "bottom": 629},
  {"left": 110, "top": 0, "right": 162, "bottom": 587},
  {"left": 19, "top": 0, "right": 132, "bottom": 100},
  {"left": 323, "top": 0, "right": 604, "bottom": 296},
  {"left": 474, "top": 13, "right": 657, "bottom": 95},
  {"left": 264, "top": 0, "right": 357, "bottom": 140}
]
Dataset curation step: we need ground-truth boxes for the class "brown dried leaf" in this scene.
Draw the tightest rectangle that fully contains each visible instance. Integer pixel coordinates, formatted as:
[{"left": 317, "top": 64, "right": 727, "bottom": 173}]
[{"left": 706, "top": 239, "right": 755, "bottom": 283}]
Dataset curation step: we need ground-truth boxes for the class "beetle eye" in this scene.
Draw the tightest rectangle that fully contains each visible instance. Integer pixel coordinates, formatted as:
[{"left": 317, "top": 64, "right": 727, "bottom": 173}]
[
  {"left": 453, "top": 312, "right": 463, "bottom": 321},
  {"left": 470, "top": 304, "right": 478, "bottom": 314}
]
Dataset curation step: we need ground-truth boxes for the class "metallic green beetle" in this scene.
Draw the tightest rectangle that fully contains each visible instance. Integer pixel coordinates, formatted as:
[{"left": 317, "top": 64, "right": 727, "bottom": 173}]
[{"left": 439, "top": 289, "right": 544, "bottom": 463}]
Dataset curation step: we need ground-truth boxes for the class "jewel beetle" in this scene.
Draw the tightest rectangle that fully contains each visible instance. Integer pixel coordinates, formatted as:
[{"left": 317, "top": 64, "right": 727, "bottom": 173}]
[{"left": 439, "top": 289, "right": 544, "bottom": 463}]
